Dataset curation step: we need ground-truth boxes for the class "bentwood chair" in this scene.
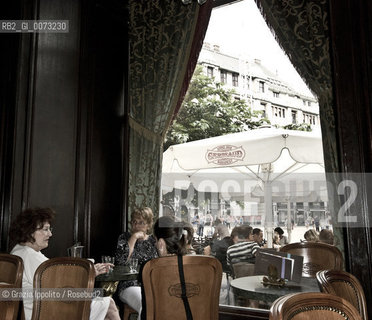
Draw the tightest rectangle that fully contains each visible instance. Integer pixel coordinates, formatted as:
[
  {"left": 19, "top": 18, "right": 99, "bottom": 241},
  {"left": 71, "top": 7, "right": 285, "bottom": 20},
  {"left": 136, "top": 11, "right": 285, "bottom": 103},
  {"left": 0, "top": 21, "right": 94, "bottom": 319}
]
[
  {"left": 270, "top": 292, "right": 363, "bottom": 320},
  {"left": 231, "top": 262, "right": 255, "bottom": 279},
  {"left": 142, "top": 255, "right": 222, "bottom": 320},
  {"left": 31, "top": 257, "right": 95, "bottom": 320},
  {"left": 280, "top": 241, "right": 343, "bottom": 277},
  {"left": 0, "top": 253, "right": 24, "bottom": 320},
  {"left": 316, "top": 270, "right": 368, "bottom": 320}
]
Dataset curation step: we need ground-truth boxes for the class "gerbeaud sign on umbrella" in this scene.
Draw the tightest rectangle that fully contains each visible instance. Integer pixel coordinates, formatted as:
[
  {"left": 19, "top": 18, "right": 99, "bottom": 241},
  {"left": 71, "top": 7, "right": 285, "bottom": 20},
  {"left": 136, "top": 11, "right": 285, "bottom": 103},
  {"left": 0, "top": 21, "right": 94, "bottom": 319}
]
[{"left": 161, "top": 127, "right": 327, "bottom": 247}]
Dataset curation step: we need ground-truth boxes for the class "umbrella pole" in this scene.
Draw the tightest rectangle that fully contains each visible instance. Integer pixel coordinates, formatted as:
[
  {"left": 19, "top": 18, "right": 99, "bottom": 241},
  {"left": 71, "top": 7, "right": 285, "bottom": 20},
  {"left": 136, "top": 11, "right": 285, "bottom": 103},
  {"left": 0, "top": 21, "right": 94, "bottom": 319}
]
[
  {"left": 287, "top": 198, "right": 292, "bottom": 243},
  {"left": 265, "top": 182, "right": 273, "bottom": 248}
]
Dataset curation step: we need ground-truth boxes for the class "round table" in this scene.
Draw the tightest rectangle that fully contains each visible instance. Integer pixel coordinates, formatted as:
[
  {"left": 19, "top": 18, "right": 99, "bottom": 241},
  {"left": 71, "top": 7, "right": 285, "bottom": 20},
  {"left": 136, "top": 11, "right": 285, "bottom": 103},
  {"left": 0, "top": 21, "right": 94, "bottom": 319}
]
[
  {"left": 95, "top": 265, "right": 138, "bottom": 296},
  {"left": 95, "top": 265, "right": 138, "bottom": 282},
  {"left": 230, "top": 275, "right": 319, "bottom": 303}
]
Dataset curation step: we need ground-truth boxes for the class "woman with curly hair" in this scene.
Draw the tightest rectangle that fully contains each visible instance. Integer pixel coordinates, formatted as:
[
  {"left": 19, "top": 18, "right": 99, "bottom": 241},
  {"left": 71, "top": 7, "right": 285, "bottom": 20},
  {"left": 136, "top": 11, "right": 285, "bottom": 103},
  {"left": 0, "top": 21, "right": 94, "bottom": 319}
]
[{"left": 10, "top": 207, "right": 120, "bottom": 320}]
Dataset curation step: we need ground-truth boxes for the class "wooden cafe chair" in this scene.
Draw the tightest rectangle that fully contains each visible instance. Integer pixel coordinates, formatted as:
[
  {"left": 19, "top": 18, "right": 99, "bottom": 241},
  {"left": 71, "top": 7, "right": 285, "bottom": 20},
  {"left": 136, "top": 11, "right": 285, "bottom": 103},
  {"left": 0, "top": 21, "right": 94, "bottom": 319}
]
[
  {"left": 142, "top": 255, "right": 222, "bottom": 320},
  {"left": 122, "top": 303, "right": 137, "bottom": 320},
  {"left": 0, "top": 253, "right": 24, "bottom": 320},
  {"left": 280, "top": 241, "right": 343, "bottom": 277},
  {"left": 316, "top": 269, "right": 368, "bottom": 320},
  {"left": 269, "top": 292, "right": 363, "bottom": 320},
  {"left": 31, "top": 257, "right": 95, "bottom": 320},
  {"left": 231, "top": 262, "right": 255, "bottom": 279}
]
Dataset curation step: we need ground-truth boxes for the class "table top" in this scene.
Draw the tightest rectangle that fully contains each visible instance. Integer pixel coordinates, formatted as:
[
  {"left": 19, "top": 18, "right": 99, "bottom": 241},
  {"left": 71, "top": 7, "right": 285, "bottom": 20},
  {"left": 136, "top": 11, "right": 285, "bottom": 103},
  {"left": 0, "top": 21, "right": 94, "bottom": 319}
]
[
  {"left": 230, "top": 275, "right": 319, "bottom": 302},
  {"left": 95, "top": 265, "right": 138, "bottom": 282}
]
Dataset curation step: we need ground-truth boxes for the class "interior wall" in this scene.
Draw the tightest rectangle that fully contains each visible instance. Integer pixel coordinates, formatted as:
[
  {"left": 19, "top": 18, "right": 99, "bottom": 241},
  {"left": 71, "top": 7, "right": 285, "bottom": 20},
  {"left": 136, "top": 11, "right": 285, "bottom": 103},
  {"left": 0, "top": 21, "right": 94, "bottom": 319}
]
[{"left": 0, "top": 0, "right": 129, "bottom": 261}]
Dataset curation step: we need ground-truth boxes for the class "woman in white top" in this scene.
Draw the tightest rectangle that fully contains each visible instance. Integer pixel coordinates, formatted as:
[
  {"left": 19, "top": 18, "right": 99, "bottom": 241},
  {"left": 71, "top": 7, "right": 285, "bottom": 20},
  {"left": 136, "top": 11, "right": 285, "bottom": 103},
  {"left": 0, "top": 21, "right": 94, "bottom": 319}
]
[{"left": 9, "top": 207, "right": 120, "bottom": 320}]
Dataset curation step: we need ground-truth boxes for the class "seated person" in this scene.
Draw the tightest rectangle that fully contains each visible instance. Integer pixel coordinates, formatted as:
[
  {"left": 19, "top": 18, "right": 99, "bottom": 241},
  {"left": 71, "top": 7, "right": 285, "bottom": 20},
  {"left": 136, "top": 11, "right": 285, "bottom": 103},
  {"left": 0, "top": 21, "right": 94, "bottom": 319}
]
[
  {"left": 274, "top": 227, "right": 289, "bottom": 246},
  {"left": 252, "top": 228, "right": 266, "bottom": 247},
  {"left": 115, "top": 207, "right": 158, "bottom": 318},
  {"left": 303, "top": 229, "right": 319, "bottom": 242},
  {"left": 204, "top": 226, "right": 240, "bottom": 273},
  {"left": 183, "top": 222, "right": 196, "bottom": 255},
  {"left": 226, "top": 225, "right": 260, "bottom": 266},
  {"left": 212, "top": 218, "right": 230, "bottom": 240},
  {"left": 10, "top": 207, "right": 120, "bottom": 320},
  {"left": 273, "top": 233, "right": 281, "bottom": 250},
  {"left": 319, "top": 229, "right": 334, "bottom": 245},
  {"left": 153, "top": 216, "right": 189, "bottom": 257}
]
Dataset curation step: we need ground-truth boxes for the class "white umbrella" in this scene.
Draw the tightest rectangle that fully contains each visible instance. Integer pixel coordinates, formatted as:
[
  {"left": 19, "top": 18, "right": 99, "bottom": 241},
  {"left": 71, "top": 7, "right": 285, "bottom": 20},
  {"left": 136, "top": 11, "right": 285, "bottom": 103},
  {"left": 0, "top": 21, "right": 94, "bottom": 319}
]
[{"left": 162, "top": 127, "right": 327, "bottom": 246}]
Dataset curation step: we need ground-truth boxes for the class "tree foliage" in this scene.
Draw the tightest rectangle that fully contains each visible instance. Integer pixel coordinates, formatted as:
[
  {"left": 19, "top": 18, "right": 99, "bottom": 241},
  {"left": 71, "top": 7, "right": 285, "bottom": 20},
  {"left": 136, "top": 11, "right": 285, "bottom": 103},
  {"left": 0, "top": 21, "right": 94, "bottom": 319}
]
[
  {"left": 164, "top": 65, "right": 270, "bottom": 150},
  {"left": 283, "top": 123, "right": 312, "bottom": 131}
]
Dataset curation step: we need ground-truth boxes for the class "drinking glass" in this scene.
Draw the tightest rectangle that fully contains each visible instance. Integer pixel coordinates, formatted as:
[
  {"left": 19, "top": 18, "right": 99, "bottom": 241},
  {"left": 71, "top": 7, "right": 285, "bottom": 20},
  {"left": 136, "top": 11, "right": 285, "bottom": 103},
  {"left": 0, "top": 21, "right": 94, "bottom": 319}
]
[
  {"left": 129, "top": 258, "right": 138, "bottom": 273},
  {"left": 102, "top": 256, "right": 115, "bottom": 273}
]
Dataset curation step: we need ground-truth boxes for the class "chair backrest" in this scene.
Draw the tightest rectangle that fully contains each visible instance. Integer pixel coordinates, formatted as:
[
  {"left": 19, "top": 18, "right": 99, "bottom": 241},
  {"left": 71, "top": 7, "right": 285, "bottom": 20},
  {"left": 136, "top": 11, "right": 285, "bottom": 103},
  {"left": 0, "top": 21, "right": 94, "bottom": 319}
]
[
  {"left": 231, "top": 262, "right": 255, "bottom": 279},
  {"left": 0, "top": 253, "right": 24, "bottom": 320},
  {"left": 270, "top": 292, "right": 363, "bottom": 320},
  {"left": 31, "top": 257, "right": 95, "bottom": 320},
  {"left": 0, "top": 253, "right": 24, "bottom": 285},
  {"left": 142, "top": 255, "right": 222, "bottom": 320},
  {"left": 280, "top": 241, "right": 343, "bottom": 277},
  {"left": 316, "top": 269, "right": 368, "bottom": 320}
]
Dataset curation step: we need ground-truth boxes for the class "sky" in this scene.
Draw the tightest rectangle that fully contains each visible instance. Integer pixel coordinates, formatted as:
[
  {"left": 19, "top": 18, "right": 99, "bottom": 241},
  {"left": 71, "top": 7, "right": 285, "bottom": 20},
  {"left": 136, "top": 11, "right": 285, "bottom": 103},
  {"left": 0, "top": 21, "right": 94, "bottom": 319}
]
[{"left": 203, "top": 0, "right": 312, "bottom": 95}]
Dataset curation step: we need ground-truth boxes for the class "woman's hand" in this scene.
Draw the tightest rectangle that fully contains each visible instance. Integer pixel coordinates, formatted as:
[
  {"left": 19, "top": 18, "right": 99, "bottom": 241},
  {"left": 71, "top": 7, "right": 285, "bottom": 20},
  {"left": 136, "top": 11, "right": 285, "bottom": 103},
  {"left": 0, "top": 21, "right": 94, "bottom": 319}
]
[
  {"left": 127, "top": 231, "right": 148, "bottom": 260},
  {"left": 132, "top": 231, "right": 147, "bottom": 241},
  {"left": 94, "top": 263, "right": 113, "bottom": 277}
]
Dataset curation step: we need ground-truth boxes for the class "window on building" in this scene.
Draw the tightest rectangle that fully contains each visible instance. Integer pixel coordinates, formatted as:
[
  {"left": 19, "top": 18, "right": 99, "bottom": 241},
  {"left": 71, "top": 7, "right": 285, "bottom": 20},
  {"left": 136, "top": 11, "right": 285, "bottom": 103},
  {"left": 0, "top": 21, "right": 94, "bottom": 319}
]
[
  {"left": 207, "top": 66, "right": 214, "bottom": 78},
  {"left": 259, "top": 81, "right": 265, "bottom": 92},
  {"left": 273, "top": 92, "right": 279, "bottom": 98},
  {"left": 220, "top": 70, "right": 227, "bottom": 84},
  {"left": 308, "top": 101, "right": 311, "bottom": 106},
  {"left": 261, "top": 103, "right": 266, "bottom": 117},
  {"left": 303, "top": 113, "right": 317, "bottom": 125},
  {"left": 273, "top": 106, "right": 286, "bottom": 118},
  {"left": 292, "top": 110, "right": 297, "bottom": 124},
  {"left": 232, "top": 73, "right": 239, "bottom": 87},
  {"left": 303, "top": 99, "right": 306, "bottom": 105}
]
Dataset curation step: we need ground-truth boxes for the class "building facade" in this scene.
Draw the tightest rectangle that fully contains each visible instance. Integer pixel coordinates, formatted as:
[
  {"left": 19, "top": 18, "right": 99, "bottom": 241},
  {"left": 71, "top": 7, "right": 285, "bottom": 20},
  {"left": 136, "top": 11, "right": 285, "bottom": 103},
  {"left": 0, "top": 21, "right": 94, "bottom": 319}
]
[{"left": 198, "top": 43, "right": 320, "bottom": 129}]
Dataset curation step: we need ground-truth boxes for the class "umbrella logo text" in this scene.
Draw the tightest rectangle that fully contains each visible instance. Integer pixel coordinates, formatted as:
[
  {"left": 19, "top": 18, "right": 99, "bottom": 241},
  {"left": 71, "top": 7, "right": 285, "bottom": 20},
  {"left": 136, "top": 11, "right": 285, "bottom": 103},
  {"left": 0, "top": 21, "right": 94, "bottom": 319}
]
[{"left": 205, "top": 145, "right": 245, "bottom": 165}]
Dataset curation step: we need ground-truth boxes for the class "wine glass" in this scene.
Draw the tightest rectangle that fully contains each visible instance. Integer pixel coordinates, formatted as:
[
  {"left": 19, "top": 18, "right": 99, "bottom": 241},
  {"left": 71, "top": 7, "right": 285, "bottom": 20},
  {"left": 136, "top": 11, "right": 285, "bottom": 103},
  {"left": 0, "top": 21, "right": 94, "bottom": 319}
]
[
  {"left": 129, "top": 258, "right": 138, "bottom": 273},
  {"left": 102, "top": 255, "right": 115, "bottom": 273}
]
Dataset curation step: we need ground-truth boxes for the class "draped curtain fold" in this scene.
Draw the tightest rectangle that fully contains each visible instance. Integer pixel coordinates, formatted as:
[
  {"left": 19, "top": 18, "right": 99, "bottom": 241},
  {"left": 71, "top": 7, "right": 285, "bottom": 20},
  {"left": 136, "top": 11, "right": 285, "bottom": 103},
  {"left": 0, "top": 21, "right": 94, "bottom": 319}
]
[
  {"left": 128, "top": 0, "right": 212, "bottom": 217},
  {"left": 255, "top": 0, "right": 344, "bottom": 254}
]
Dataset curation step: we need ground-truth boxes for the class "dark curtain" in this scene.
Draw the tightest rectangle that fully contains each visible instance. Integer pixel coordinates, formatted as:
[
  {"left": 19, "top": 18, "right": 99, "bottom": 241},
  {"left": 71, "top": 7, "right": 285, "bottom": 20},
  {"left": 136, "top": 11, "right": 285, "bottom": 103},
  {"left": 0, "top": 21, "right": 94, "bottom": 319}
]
[
  {"left": 254, "top": 0, "right": 344, "bottom": 256},
  {"left": 128, "top": 0, "right": 212, "bottom": 217}
]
